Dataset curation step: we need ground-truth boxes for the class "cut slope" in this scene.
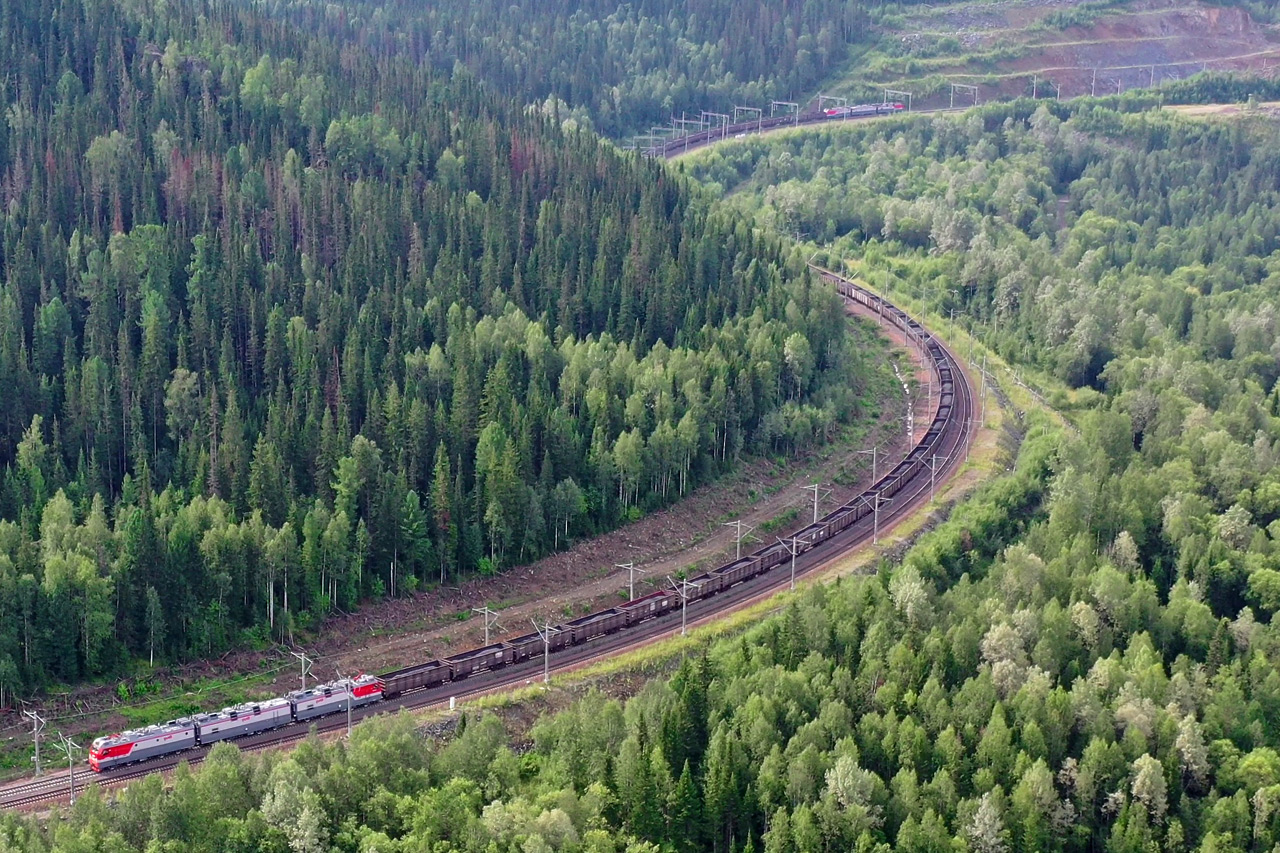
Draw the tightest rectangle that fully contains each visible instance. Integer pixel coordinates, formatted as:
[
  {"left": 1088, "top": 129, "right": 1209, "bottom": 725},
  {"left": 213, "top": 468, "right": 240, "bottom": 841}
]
[{"left": 829, "top": 0, "right": 1280, "bottom": 106}]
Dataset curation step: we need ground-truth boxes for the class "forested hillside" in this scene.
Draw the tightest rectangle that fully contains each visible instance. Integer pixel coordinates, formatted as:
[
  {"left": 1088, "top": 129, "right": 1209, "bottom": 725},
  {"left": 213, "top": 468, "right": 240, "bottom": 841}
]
[
  {"left": 0, "top": 0, "right": 868, "bottom": 693},
  {"left": 293, "top": 0, "right": 868, "bottom": 138},
  {"left": 696, "top": 100, "right": 1280, "bottom": 622},
  {"left": 21, "top": 99, "right": 1280, "bottom": 853},
  {"left": 674, "top": 100, "right": 1280, "bottom": 850}
]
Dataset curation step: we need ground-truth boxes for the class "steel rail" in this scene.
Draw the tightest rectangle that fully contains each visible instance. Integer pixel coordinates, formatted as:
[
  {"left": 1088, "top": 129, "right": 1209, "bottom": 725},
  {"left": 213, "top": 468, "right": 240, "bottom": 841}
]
[{"left": 1, "top": 266, "right": 977, "bottom": 811}]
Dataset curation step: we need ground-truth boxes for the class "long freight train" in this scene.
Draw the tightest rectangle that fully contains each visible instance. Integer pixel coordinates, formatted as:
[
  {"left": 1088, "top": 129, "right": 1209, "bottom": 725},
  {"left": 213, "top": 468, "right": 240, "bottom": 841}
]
[{"left": 88, "top": 274, "right": 963, "bottom": 774}]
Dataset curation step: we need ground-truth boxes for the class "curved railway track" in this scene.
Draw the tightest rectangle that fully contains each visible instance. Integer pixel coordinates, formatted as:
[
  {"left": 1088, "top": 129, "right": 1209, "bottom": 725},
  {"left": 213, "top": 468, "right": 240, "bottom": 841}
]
[
  {"left": 0, "top": 269, "right": 977, "bottom": 813},
  {"left": 647, "top": 104, "right": 962, "bottom": 160}
]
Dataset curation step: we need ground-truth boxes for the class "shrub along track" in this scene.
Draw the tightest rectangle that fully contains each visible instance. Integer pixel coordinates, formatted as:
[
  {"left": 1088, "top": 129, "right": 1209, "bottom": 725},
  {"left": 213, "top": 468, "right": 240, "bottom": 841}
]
[{"left": 0, "top": 273, "right": 977, "bottom": 814}]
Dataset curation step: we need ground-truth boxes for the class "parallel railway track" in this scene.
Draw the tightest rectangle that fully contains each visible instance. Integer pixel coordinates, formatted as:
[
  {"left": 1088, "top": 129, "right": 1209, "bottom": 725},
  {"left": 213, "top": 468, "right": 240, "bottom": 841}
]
[{"left": 0, "top": 258, "right": 976, "bottom": 814}]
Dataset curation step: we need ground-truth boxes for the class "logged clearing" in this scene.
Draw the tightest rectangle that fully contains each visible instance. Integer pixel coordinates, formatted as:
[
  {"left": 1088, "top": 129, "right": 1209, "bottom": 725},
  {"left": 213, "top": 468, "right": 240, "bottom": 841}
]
[{"left": 826, "top": 0, "right": 1280, "bottom": 107}]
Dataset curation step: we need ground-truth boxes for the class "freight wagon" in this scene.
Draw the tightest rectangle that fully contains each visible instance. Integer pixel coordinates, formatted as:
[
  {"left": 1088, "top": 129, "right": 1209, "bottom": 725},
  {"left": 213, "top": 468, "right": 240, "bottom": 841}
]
[{"left": 88, "top": 271, "right": 964, "bottom": 777}]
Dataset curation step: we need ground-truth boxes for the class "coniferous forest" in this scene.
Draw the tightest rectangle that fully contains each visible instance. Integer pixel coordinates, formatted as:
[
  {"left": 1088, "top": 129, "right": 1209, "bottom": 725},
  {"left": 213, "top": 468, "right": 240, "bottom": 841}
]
[
  {"left": 0, "top": 0, "right": 867, "bottom": 692},
  {"left": 262, "top": 0, "right": 870, "bottom": 138},
  {"left": 9, "top": 0, "right": 1280, "bottom": 848},
  {"left": 24, "top": 94, "right": 1280, "bottom": 853}
]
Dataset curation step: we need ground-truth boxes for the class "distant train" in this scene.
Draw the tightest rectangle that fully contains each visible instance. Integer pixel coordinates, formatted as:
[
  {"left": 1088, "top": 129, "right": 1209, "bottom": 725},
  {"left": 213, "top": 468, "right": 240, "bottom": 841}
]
[
  {"left": 88, "top": 275, "right": 961, "bottom": 775},
  {"left": 823, "top": 103, "right": 906, "bottom": 118}
]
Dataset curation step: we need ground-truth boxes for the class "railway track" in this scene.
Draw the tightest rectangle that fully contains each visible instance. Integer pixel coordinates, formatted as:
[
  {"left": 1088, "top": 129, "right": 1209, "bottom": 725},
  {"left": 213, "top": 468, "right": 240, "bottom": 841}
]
[
  {"left": 648, "top": 104, "right": 965, "bottom": 159},
  {"left": 0, "top": 265, "right": 976, "bottom": 814}
]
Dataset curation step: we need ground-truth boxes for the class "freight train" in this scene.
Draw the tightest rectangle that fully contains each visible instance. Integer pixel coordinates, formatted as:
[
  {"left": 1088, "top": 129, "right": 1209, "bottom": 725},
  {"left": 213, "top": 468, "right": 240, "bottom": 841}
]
[{"left": 87, "top": 274, "right": 963, "bottom": 775}]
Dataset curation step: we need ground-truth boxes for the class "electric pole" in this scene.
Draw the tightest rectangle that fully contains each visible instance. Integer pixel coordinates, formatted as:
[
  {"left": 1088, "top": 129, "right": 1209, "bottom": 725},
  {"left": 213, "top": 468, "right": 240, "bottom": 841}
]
[
  {"left": 292, "top": 650, "right": 313, "bottom": 691},
  {"left": 53, "top": 733, "right": 80, "bottom": 805},
  {"left": 929, "top": 455, "right": 944, "bottom": 504},
  {"left": 775, "top": 536, "right": 803, "bottom": 591},
  {"left": 24, "top": 710, "right": 45, "bottom": 776},
  {"left": 907, "top": 389, "right": 915, "bottom": 446},
  {"left": 771, "top": 101, "right": 799, "bottom": 126},
  {"left": 858, "top": 446, "right": 878, "bottom": 483},
  {"left": 472, "top": 607, "right": 501, "bottom": 646},
  {"left": 531, "top": 620, "right": 561, "bottom": 684},
  {"left": 884, "top": 89, "right": 913, "bottom": 111},
  {"left": 950, "top": 83, "right": 979, "bottom": 109},
  {"left": 979, "top": 352, "right": 989, "bottom": 428},
  {"left": 335, "top": 671, "right": 354, "bottom": 737},
  {"left": 861, "top": 494, "right": 890, "bottom": 544},
  {"left": 800, "top": 483, "right": 831, "bottom": 524},
  {"left": 618, "top": 562, "right": 647, "bottom": 599},
  {"left": 722, "top": 521, "right": 755, "bottom": 560},
  {"left": 668, "top": 577, "right": 704, "bottom": 635}
]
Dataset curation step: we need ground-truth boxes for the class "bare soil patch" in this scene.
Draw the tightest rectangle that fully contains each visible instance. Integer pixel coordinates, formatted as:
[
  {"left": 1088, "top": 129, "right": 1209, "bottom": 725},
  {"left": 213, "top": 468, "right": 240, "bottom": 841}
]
[{"left": 857, "top": 0, "right": 1280, "bottom": 107}]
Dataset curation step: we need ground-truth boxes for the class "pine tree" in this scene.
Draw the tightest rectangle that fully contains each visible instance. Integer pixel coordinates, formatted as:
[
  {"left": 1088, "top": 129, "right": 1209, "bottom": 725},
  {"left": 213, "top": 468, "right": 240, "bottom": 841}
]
[
  {"left": 668, "top": 759, "right": 704, "bottom": 853},
  {"left": 145, "top": 585, "right": 164, "bottom": 666},
  {"left": 431, "top": 442, "right": 456, "bottom": 584}
]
